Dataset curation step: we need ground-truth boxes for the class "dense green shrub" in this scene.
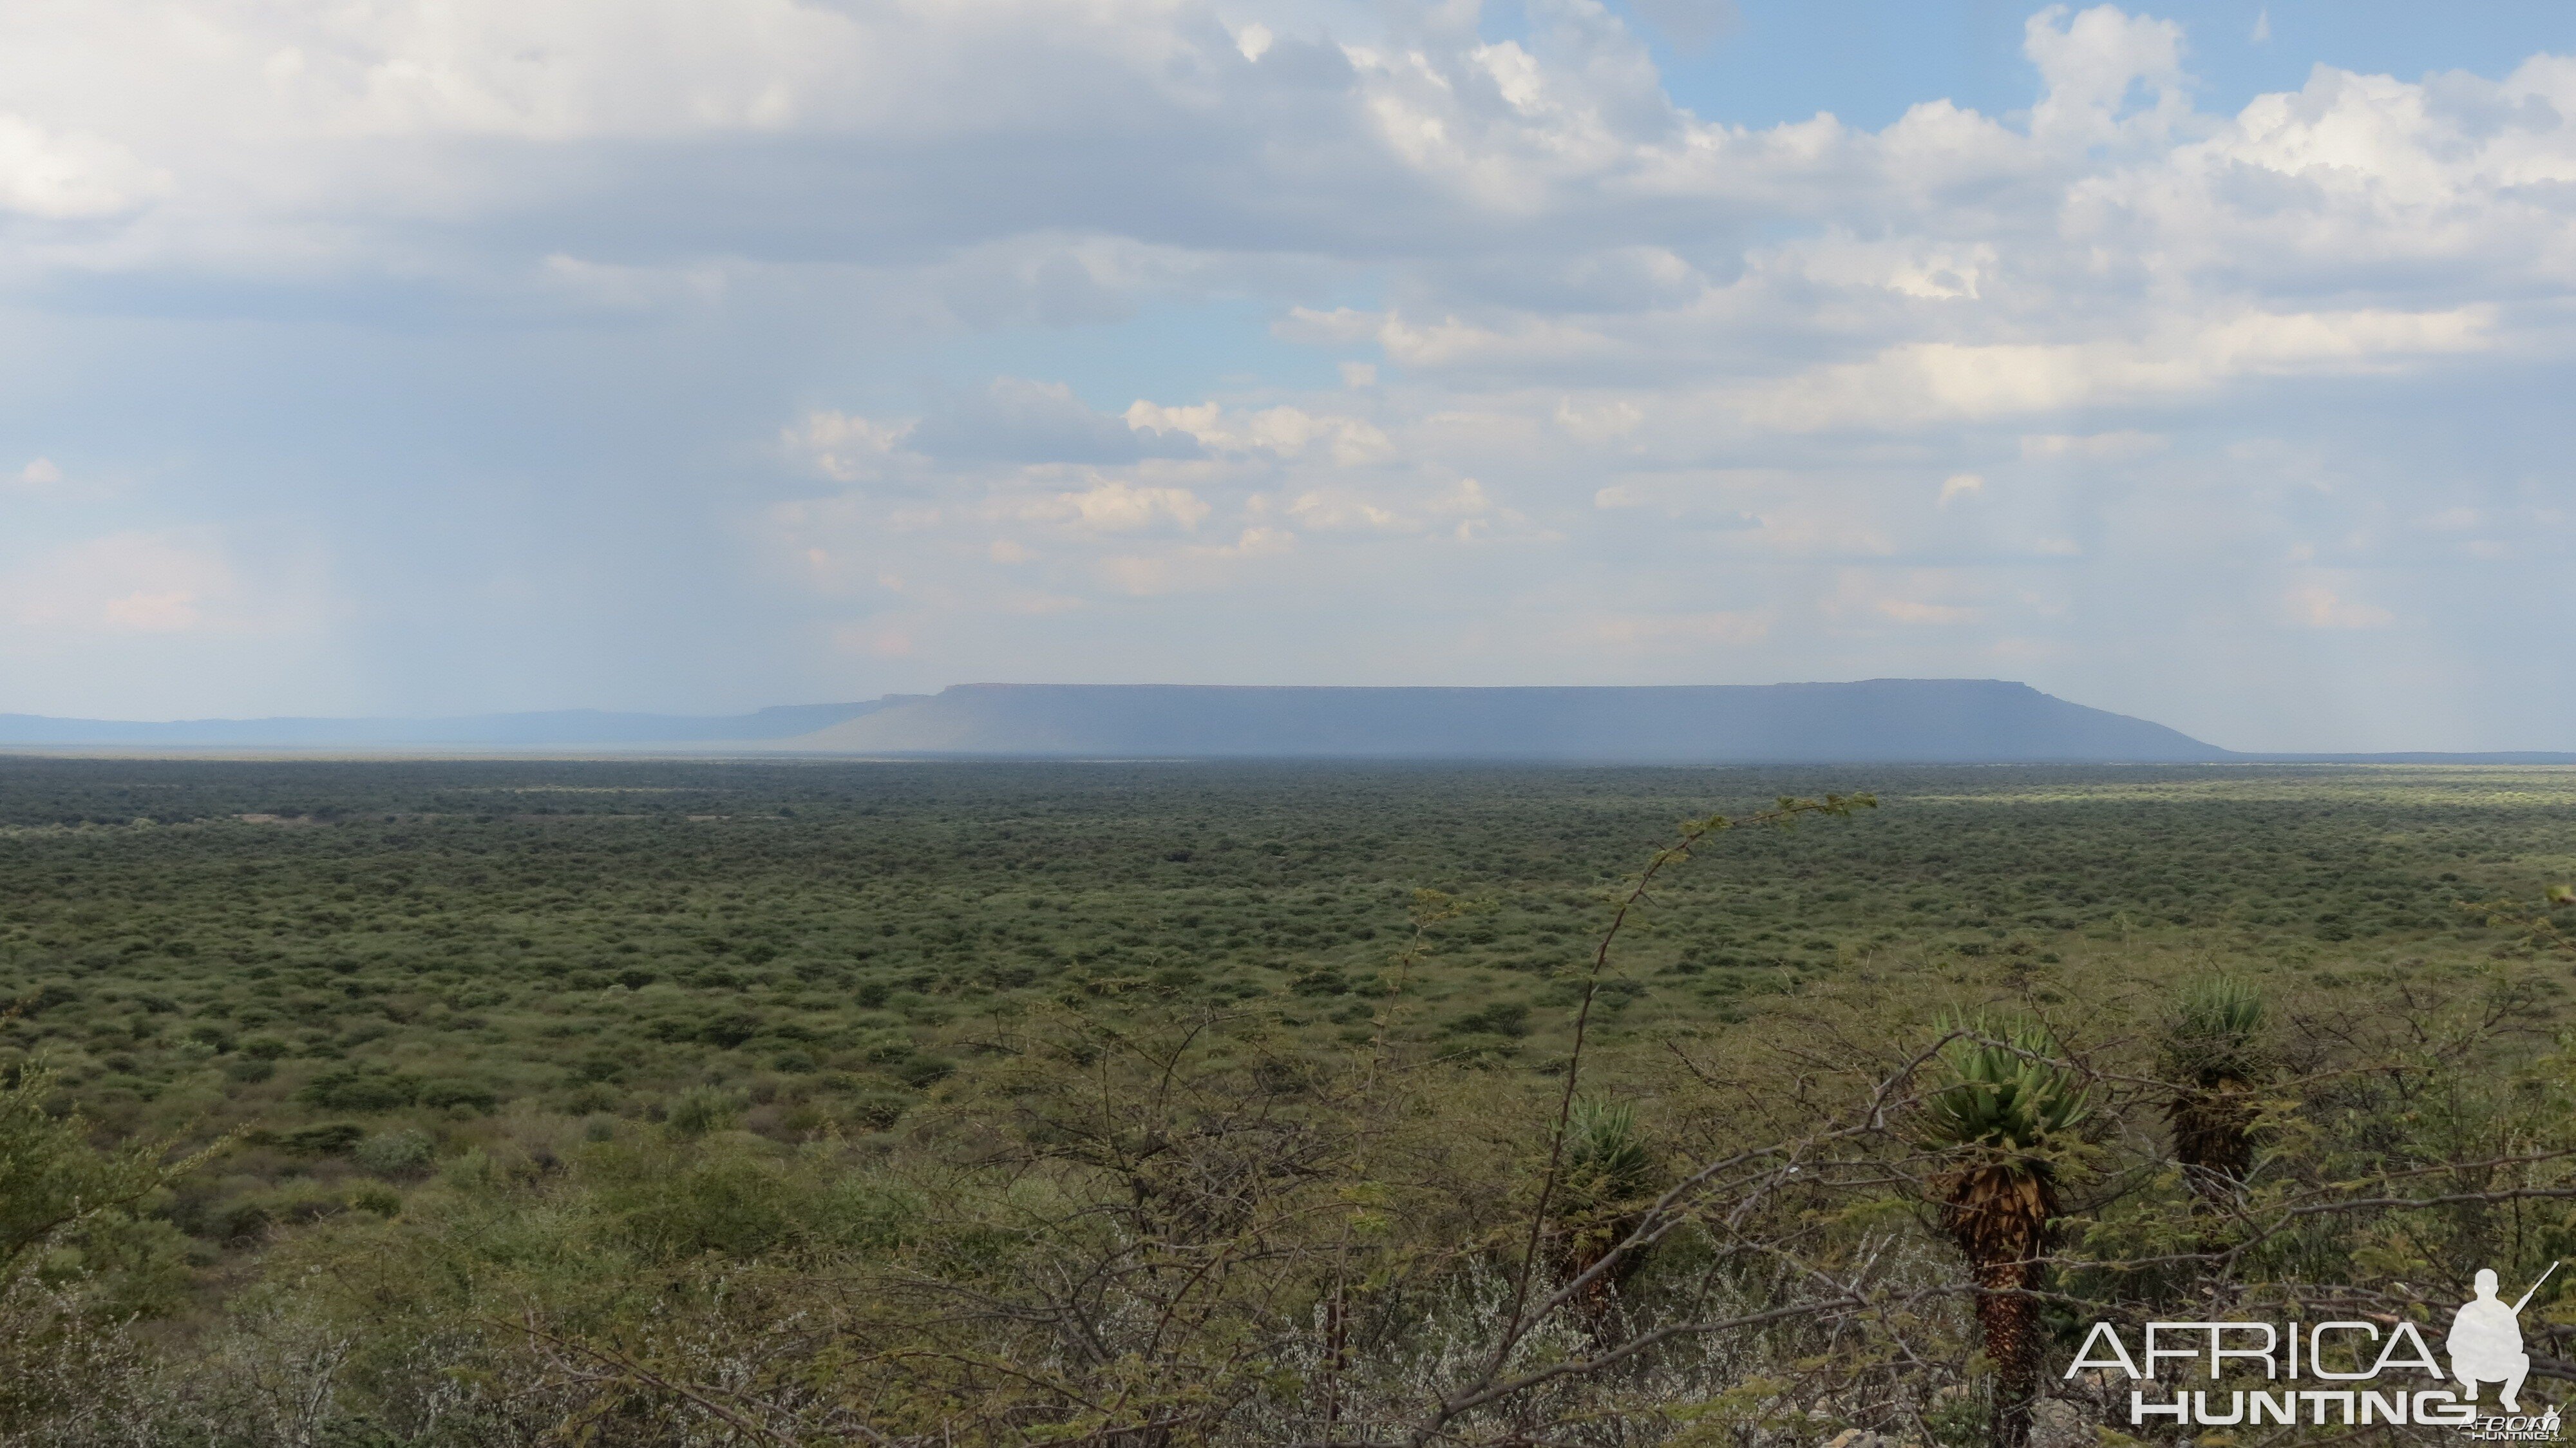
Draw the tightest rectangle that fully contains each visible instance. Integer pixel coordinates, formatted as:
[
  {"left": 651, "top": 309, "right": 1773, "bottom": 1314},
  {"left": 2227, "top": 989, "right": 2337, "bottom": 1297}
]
[
  {"left": 279, "top": 1123, "right": 365, "bottom": 1156},
  {"left": 419, "top": 1080, "right": 498, "bottom": 1112},
  {"left": 354, "top": 1129, "right": 436, "bottom": 1177},
  {"left": 298, "top": 1067, "right": 420, "bottom": 1112}
]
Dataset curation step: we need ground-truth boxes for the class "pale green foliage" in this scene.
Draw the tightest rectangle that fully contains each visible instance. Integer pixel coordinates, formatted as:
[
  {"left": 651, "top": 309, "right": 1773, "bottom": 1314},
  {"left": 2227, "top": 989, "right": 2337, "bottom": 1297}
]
[
  {"left": 2162, "top": 975, "right": 2266, "bottom": 1086},
  {"left": 665, "top": 1085, "right": 744, "bottom": 1138},
  {"left": 1, "top": 1059, "right": 209, "bottom": 1438},
  {"left": 1916, "top": 1015, "right": 2090, "bottom": 1162},
  {"left": 1562, "top": 1097, "right": 1652, "bottom": 1206},
  {"left": 353, "top": 1129, "right": 436, "bottom": 1178},
  {"left": 2, "top": 1059, "right": 187, "bottom": 1284}
]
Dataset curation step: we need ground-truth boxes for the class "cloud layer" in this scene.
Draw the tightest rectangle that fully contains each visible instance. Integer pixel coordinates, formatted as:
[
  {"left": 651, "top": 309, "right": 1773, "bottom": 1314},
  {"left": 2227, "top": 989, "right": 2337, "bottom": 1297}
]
[{"left": 1, "top": 2, "right": 2571, "bottom": 748}]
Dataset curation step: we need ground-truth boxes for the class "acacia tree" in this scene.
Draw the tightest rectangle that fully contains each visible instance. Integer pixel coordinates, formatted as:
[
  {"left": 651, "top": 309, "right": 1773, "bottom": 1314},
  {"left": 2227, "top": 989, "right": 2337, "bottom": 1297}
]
[{"left": 1, "top": 1056, "right": 225, "bottom": 1437}]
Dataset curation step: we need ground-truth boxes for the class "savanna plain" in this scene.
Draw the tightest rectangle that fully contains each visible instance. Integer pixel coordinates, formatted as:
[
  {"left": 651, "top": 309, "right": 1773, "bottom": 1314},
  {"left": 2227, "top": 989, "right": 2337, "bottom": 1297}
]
[{"left": 3, "top": 757, "right": 2573, "bottom": 1446}]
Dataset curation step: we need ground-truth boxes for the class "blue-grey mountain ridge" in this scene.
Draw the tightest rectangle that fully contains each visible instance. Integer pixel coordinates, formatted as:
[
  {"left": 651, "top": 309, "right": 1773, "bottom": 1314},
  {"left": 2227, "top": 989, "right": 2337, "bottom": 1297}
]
[
  {"left": 790, "top": 681, "right": 2215, "bottom": 761},
  {"left": 9, "top": 679, "right": 2561, "bottom": 761}
]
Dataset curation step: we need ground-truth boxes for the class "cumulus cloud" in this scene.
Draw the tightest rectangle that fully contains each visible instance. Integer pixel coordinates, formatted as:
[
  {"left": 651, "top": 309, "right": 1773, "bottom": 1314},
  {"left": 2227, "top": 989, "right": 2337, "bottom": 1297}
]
[
  {"left": 3, "top": 1, "right": 2573, "bottom": 745},
  {"left": 1124, "top": 401, "right": 1390, "bottom": 466},
  {"left": 1034, "top": 480, "right": 1211, "bottom": 533},
  {"left": 786, "top": 412, "right": 911, "bottom": 482},
  {"left": 2022, "top": 4, "right": 2187, "bottom": 145},
  {"left": 6, "top": 0, "right": 2571, "bottom": 353},
  {"left": 1285, "top": 490, "right": 1408, "bottom": 533}
]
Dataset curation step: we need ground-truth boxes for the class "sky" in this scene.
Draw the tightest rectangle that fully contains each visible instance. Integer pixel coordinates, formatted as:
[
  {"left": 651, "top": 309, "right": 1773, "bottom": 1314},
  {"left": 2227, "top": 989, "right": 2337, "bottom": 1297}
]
[{"left": 2, "top": 1, "right": 2573, "bottom": 752}]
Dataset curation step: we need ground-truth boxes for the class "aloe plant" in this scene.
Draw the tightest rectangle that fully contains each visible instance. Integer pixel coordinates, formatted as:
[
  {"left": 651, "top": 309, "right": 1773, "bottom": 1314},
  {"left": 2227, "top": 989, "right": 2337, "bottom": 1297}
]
[
  {"left": 1551, "top": 1096, "right": 1658, "bottom": 1312},
  {"left": 2161, "top": 976, "right": 2266, "bottom": 1203},
  {"left": 1917, "top": 1015, "right": 2090, "bottom": 1448}
]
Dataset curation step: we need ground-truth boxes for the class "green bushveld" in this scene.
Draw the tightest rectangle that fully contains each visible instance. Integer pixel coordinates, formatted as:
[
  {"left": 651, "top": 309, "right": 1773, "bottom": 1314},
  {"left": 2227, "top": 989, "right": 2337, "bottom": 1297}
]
[{"left": 1, "top": 757, "right": 2573, "bottom": 1444}]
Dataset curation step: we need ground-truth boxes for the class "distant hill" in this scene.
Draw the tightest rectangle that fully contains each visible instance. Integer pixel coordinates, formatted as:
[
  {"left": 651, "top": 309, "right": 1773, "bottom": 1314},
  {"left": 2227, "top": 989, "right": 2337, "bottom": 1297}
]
[
  {"left": 0, "top": 700, "right": 903, "bottom": 748},
  {"left": 785, "top": 680, "right": 2231, "bottom": 763},
  {"left": 11, "top": 684, "right": 2560, "bottom": 760}
]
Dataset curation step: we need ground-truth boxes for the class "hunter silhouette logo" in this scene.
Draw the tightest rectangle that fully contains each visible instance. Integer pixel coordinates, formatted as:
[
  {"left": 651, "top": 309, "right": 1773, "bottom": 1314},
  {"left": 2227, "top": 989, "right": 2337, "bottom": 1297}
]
[
  {"left": 2066, "top": 1263, "right": 2562, "bottom": 1435},
  {"left": 2451, "top": 1264, "right": 2554, "bottom": 1415}
]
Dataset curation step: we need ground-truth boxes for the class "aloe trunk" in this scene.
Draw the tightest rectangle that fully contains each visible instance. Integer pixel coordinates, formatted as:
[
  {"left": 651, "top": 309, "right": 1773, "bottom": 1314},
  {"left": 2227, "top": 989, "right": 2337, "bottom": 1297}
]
[
  {"left": 1941, "top": 1165, "right": 2056, "bottom": 1448},
  {"left": 1917, "top": 1016, "right": 2088, "bottom": 1448},
  {"left": 2163, "top": 978, "right": 2266, "bottom": 1238},
  {"left": 1551, "top": 1097, "right": 1656, "bottom": 1317}
]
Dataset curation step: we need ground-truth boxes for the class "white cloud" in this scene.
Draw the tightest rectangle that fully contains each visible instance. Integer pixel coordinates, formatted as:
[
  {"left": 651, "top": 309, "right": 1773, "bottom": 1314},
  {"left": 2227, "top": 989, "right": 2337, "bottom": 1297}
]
[
  {"left": 1124, "top": 401, "right": 1390, "bottom": 465},
  {"left": 0, "top": 114, "right": 165, "bottom": 218},
  {"left": 4, "top": 0, "right": 2570, "bottom": 362},
  {"left": 1099, "top": 526, "right": 1295, "bottom": 596},
  {"left": 1795, "top": 233, "right": 1996, "bottom": 300},
  {"left": 2287, "top": 582, "right": 2396, "bottom": 630},
  {"left": 920, "top": 379, "right": 1200, "bottom": 466},
  {"left": 3, "top": 2, "right": 2571, "bottom": 745},
  {"left": 2023, "top": 5, "right": 2187, "bottom": 146},
  {"left": 1732, "top": 307, "right": 2497, "bottom": 432},
  {"left": 1040, "top": 481, "right": 1211, "bottom": 533},
  {"left": 1554, "top": 397, "right": 1643, "bottom": 442},
  {"left": 1430, "top": 477, "right": 1489, "bottom": 517},
  {"left": 0, "top": 517, "right": 348, "bottom": 716},
  {"left": 1285, "top": 490, "right": 1408, "bottom": 532},
  {"left": 2020, "top": 431, "right": 2166, "bottom": 462},
  {"left": 785, "top": 412, "right": 911, "bottom": 482},
  {"left": 1821, "top": 569, "right": 1993, "bottom": 630},
  {"left": 3, "top": 531, "right": 236, "bottom": 637}
]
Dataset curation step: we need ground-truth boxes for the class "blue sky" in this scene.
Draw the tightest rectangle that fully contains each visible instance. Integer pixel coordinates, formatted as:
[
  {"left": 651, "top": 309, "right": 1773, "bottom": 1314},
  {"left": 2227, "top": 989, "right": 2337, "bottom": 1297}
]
[
  {"left": 2, "top": 1, "right": 2572, "bottom": 750},
  {"left": 1627, "top": 2, "right": 2576, "bottom": 131}
]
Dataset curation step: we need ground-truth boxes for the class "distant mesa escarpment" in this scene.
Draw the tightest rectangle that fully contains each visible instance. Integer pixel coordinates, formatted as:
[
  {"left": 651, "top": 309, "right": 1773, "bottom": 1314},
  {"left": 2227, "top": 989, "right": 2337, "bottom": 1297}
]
[
  {"left": 13, "top": 682, "right": 2560, "bottom": 763},
  {"left": 782, "top": 680, "right": 2230, "bottom": 763}
]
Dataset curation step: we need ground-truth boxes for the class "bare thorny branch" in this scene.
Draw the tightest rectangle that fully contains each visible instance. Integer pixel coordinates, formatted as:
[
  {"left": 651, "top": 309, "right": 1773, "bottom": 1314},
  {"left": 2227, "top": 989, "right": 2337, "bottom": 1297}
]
[{"left": 1401, "top": 793, "right": 1879, "bottom": 1447}]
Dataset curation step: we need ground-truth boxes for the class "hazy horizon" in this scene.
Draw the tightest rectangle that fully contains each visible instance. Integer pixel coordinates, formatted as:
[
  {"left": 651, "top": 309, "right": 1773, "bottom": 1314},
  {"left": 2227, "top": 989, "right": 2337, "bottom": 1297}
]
[
  {"left": 5, "top": 1, "right": 2573, "bottom": 752},
  {"left": 9, "top": 678, "right": 2572, "bottom": 759},
  {"left": 5, "top": 676, "right": 2567, "bottom": 756}
]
